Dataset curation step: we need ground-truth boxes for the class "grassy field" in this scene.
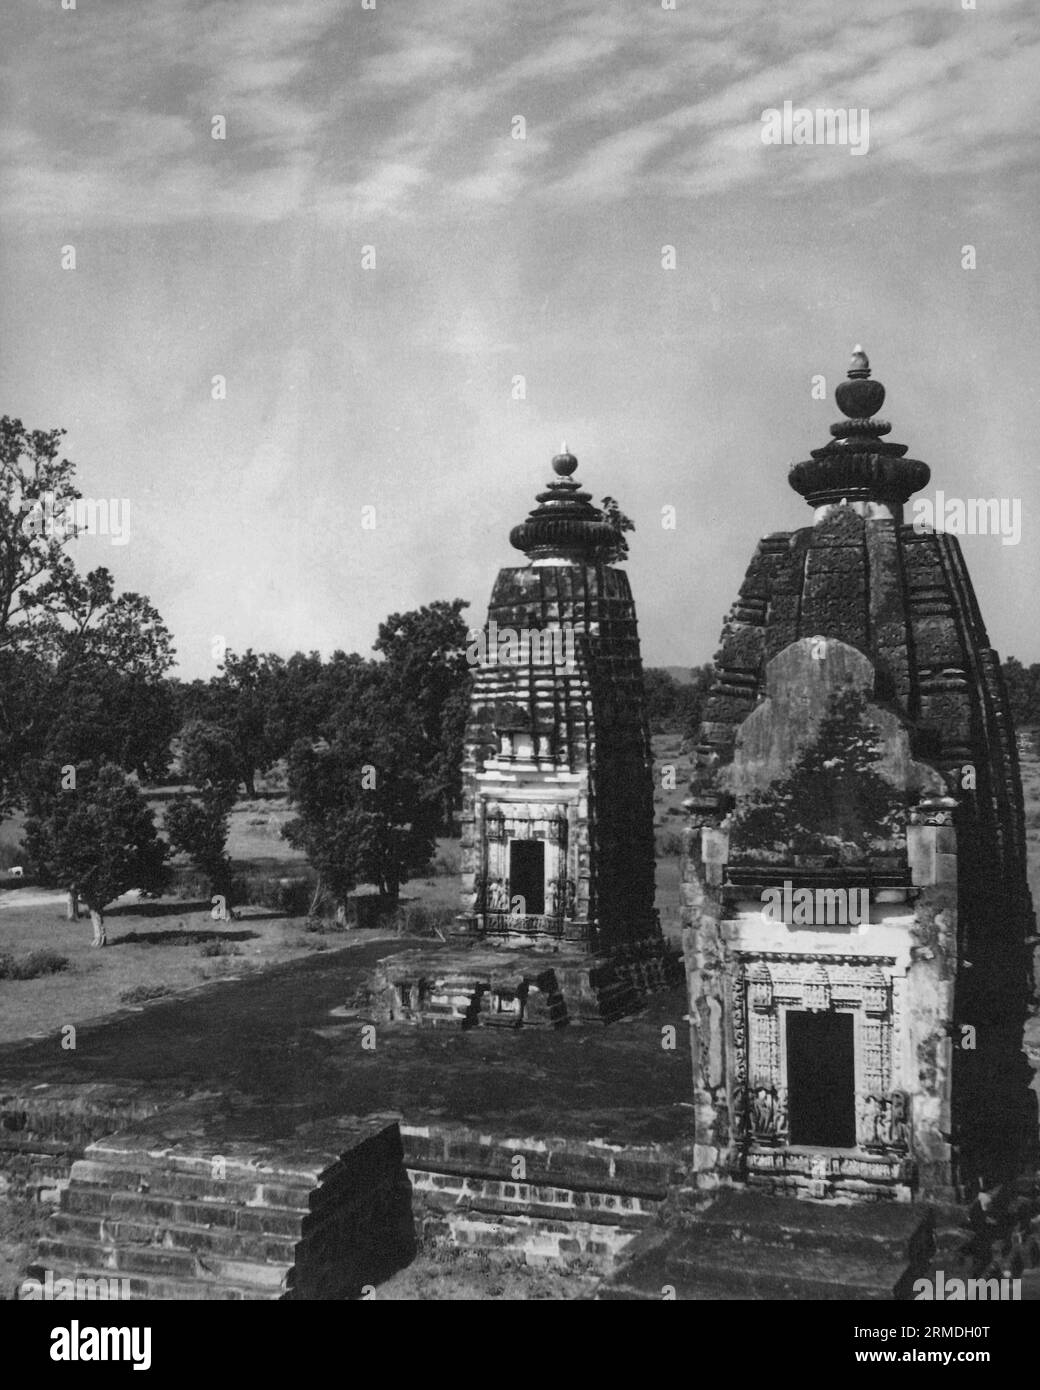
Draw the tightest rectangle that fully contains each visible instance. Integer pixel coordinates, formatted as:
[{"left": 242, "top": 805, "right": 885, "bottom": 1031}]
[{"left": 0, "top": 843, "right": 461, "bottom": 1047}]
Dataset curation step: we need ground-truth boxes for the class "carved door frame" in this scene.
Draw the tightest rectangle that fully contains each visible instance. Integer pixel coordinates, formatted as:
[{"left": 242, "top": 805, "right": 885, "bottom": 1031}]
[{"left": 731, "top": 952, "right": 907, "bottom": 1168}]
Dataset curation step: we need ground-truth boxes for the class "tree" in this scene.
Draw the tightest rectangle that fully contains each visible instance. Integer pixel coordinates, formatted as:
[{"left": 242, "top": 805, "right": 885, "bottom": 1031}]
[
  {"left": 1002, "top": 657, "right": 1040, "bottom": 728},
  {"left": 731, "top": 686, "right": 907, "bottom": 864},
  {"left": 22, "top": 762, "right": 168, "bottom": 945},
  {"left": 0, "top": 419, "right": 177, "bottom": 810},
  {"left": 200, "top": 649, "right": 285, "bottom": 797},
  {"left": 164, "top": 721, "right": 240, "bottom": 901},
  {"left": 285, "top": 670, "right": 439, "bottom": 913},
  {"left": 680, "top": 664, "right": 716, "bottom": 742},
  {"left": 643, "top": 664, "right": 715, "bottom": 735},
  {"left": 372, "top": 599, "right": 472, "bottom": 827},
  {"left": 599, "top": 496, "right": 635, "bottom": 565},
  {"left": 0, "top": 417, "right": 82, "bottom": 658}
]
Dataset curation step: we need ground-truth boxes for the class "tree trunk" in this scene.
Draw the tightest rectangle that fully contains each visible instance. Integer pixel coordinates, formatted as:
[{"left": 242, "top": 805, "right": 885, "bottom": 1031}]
[
  {"left": 307, "top": 875, "right": 326, "bottom": 919},
  {"left": 66, "top": 890, "right": 79, "bottom": 921},
  {"left": 89, "top": 909, "right": 106, "bottom": 948}
]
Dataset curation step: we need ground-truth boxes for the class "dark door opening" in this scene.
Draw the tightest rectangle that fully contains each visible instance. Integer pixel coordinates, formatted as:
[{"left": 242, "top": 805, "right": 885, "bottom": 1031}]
[
  {"left": 509, "top": 840, "right": 544, "bottom": 915},
  {"left": 786, "top": 1010, "right": 856, "bottom": 1148}
]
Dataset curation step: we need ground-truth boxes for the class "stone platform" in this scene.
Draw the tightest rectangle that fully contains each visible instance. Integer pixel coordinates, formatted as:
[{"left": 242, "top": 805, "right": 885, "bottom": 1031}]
[
  {"left": 599, "top": 1189, "right": 934, "bottom": 1300},
  {"left": 372, "top": 940, "right": 680, "bottom": 1028}
]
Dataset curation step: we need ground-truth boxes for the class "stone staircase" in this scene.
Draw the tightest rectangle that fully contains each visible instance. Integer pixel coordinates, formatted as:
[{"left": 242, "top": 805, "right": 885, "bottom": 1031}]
[
  {"left": 599, "top": 1189, "right": 934, "bottom": 1300},
  {"left": 404, "top": 1122, "right": 688, "bottom": 1271},
  {"left": 29, "top": 1112, "right": 415, "bottom": 1300}
]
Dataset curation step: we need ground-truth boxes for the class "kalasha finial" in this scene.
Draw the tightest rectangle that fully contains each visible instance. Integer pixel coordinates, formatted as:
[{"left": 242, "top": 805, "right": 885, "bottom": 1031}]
[
  {"left": 788, "top": 347, "right": 930, "bottom": 510},
  {"left": 836, "top": 345, "right": 885, "bottom": 419},
  {"left": 848, "top": 344, "right": 871, "bottom": 378},
  {"left": 552, "top": 444, "right": 579, "bottom": 477},
  {"left": 510, "top": 445, "right": 620, "bottom": 560}
]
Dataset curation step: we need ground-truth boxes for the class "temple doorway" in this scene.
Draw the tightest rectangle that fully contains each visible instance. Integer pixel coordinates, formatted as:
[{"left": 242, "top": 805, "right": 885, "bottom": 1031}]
[
  {"left": 786, "top": 1010, "right": 856, "bottom": 1148},
  {"left": 509, "top": 840, "right": 544, "bottom": 915}
]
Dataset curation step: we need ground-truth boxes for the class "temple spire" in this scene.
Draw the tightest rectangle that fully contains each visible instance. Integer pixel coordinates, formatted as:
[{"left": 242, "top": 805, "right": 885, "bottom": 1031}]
[
  {"left": 509, "top": 447, "right": 620, "bottom": 563},
  {"left": 788, "top": 348, "right": 930, "bottom": 511}
]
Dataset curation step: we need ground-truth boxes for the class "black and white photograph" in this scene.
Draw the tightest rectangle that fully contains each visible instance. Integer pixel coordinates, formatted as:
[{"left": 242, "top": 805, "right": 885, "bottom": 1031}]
[{"left": 1, "top": 0, "right": 1039, "bottom": 1349}]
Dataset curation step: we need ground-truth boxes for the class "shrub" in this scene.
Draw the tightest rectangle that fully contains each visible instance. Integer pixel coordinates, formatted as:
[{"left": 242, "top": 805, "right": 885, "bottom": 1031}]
[
  {"left": 431, "top": 842, "right": 461, "bottom": 877},
  {"left": 198, "top": 940, "right": 242, "bottom": 958},
  {"left": 236, "top": 873, "right": 311, "bottom": 916},
  {"left": 303, "top": 916, "right": 346, "bottom": 935},
  {"left": 119, "top": 983, "right": 172, "bottom": 1005},
  {"left": 167, "top": 866, "right": 213, "bottom": 901},
  {"left": 0, "top": 950, "right": 70, "bottom": 981},
  {"left": 656, "top": 831, "right": 684, "bottom": 857},
  {"left": 393, "top": 902, "right": 456, "bottom": 937}
]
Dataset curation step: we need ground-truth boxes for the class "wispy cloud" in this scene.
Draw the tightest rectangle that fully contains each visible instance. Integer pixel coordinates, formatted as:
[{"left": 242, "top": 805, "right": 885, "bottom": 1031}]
[{"left": 3, "top": 0, "right": 1038, "bottom": 227}]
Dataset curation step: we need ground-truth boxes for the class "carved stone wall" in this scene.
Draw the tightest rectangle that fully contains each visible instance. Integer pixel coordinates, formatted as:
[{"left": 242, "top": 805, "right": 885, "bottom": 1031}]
[{"left": 458, "top": 562, "right": 658, "bottom": 952}]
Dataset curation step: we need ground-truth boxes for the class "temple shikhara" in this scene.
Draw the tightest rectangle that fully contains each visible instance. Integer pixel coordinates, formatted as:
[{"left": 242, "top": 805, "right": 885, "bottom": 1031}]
[
  {"left": 457, "top": 446, "right": 658, "bottom": 959},
  {"left": 681, "top": 349, "right": 1037, "bottom": 1204},
  {"left": 376, "top": 447, "right": 673, "bottom": 1027}
]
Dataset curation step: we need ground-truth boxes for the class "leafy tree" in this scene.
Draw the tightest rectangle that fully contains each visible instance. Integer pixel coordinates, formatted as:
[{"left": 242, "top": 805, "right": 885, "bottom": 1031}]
[
  {"left": 731, "top": 686, "right": 906, "bottom": 865},
  {"left": 643, "top": 665, "right": 714, "bottom": 734},
  {"left": 199, "top": 649, "right": 285, "bottom": 796},
  {"left": 164, "top": 721, "right": 240, "bottom": 901},
  {"left": 285, "top": 668, "right": 439, "bottom": 913},
  {"left": 1002, "top": 657, "right": 1040, "bottom": 728},
  {"left": 0, "top": 419, "right": 176, "bottom": 810},
  {"left": 599, "top": 496, "right": 635, "bottom": 564},
  {"left": 22, "top": 761, "right": 168, "bottom": 945},
  {"left": 0, "top": 417, "right": 82, "bottom": 657},
  {"left": 372, "top": 599, "right": 471, "bottom": 827},
  {"left": 681, "top": 664, "right": 717, "bottom": 742}
]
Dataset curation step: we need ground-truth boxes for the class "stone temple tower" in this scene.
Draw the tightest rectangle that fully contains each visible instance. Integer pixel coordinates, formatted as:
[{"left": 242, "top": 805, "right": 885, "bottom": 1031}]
[
  {"left": 456, "top": 447, "right": 665, "bottom": 985},
  {"left": 682, "top": 350, "right": 1035, "bottom": 1202}
]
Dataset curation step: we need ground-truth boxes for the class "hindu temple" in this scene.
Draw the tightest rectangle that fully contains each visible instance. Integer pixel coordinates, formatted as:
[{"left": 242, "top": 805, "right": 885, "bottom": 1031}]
[
  {"left": 375, "top": 447, "right": 673, "bottom": 1027},
  {"left": 680, "top": 348, "right": 1037, "bottom": 1204}
]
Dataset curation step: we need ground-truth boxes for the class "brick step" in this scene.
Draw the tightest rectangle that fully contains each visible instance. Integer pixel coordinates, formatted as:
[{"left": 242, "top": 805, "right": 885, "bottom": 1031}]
[
  {"left": 24, "top": 1262, "right": 276, "bottom": 1302},
  {"left": 405, "top": 1156, "right": 673, "bottom": 1201},
  {"left": 673, "top": 1190, "right": 930, "bottom": 1261},
  {"left": 45, "top": 1211, "right": 300, "bottom": 1265},
  {"left": 665, "top": 1240, "right": 905, "bottom": 1299},
  {"left": 62, "top": 1185, "right": 309, "bottom": 1236},
  {"left": 600, "top": 1231, "right": 902, "bottom": 1301},
  {"left": 36, "top": 1234, "right": 288, "bottom": 1290},
  {"left": 410, "top": 1179, "right": 660, "bottom": 1227},
  {"left": 427, "top": 1211, "right": 641, "bottom": 1269},
  {"left": 416, "top": 1191, "right": 658, "bottom": 1231},
  {"left": 0, "top": 1134, "right": 82, "bottom": 1157},
  {"left": 68, "top": 1159, "right": 315, "bottom": 1210},
  {"left": 84, "top": 1138, "right": 326, "bottom": 1184}
]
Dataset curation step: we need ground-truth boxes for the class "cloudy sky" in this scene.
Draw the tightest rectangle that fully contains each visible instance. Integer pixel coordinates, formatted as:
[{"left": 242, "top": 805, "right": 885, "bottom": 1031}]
[{"left": 3, "top": 0, "right": 1039, "bottom": 677}]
